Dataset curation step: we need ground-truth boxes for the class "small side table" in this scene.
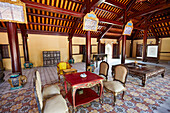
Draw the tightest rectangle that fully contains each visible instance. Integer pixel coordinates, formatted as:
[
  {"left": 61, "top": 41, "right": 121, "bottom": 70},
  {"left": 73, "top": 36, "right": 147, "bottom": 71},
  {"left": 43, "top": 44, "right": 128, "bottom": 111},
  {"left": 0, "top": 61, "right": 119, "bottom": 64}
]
[{"left": 63, "top": 69, "right": 77, "bottom": 75}]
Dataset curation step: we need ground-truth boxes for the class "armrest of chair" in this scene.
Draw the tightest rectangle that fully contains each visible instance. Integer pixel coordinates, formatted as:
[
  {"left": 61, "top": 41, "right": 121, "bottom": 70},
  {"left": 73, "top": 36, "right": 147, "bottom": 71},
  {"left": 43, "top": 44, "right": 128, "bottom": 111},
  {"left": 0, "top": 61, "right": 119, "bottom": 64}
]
[{"left": 66, "top": 62, "right": 72, "bottom": 69}]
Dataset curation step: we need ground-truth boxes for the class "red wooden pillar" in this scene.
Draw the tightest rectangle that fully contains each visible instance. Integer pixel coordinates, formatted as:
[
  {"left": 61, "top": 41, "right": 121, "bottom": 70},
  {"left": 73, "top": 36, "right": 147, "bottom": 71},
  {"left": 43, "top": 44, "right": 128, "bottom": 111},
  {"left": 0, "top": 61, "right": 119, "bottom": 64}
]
[
  {"left": 121, "top": 11, "right": 127, "bottom": 64},
  {"left": 7, "top": 22, "right": 22, "bottom": 74},
  {"left": 98, "top": 40, "right": 101, "bottom": 54},
  {"left": 68, "top": 37, "right": 73, "bottom": 60},
  {"left": 142, "top": 29, "right": 147, "bottom": 62},
  {"left": 86, "top": 31, "right": 91, "bottom": 70},
  {"left": 20, "top": 24, "right": 29, "bottom": 63}
]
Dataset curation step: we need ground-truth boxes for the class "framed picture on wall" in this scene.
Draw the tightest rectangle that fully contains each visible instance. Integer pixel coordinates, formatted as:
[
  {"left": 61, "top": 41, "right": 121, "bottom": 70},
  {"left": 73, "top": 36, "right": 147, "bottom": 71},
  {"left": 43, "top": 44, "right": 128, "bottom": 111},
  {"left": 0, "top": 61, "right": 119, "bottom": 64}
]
[{"left": 146, "top": 44, "right": 159, "bottom": 63}]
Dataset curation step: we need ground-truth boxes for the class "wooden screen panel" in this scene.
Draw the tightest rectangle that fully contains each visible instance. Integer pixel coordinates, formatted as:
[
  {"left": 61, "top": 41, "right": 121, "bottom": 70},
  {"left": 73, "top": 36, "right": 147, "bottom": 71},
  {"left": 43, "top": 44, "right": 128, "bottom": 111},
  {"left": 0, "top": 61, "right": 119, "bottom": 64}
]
[
  {"left": 136, "top": 44, "right": 143, "bottom": 57},
  {"left": 112, "top": 44, "right": 119, "bottom": 58},
  {"left": 101, "top": 43, "right": 105, "bottom": 54},
  {"left": 0, "top": 45, "right": 10, "bottom": 58}
]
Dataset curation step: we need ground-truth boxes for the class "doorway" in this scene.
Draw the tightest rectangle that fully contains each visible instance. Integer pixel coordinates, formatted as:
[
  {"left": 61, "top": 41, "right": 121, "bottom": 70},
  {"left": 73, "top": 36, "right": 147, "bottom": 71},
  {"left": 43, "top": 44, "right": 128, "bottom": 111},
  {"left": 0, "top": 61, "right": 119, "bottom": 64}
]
[{"left": 112, "top": 44, "right": 119, "bottom": 58}]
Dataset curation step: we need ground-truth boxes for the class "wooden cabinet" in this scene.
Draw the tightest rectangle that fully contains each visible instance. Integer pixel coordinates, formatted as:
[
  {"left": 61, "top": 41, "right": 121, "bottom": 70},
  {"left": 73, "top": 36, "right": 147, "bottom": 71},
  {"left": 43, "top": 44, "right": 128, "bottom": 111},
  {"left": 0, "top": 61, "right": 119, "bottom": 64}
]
[{"left": 43, "top": 51, "right": 60, "bottom": 66}]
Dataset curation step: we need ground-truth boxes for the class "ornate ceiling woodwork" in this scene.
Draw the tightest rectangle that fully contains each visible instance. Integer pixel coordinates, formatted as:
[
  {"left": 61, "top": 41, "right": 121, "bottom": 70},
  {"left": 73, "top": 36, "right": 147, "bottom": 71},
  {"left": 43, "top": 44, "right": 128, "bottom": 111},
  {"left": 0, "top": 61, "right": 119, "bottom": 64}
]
[{"left": 0, "top": 0, "right": 169, "bottom": 40}]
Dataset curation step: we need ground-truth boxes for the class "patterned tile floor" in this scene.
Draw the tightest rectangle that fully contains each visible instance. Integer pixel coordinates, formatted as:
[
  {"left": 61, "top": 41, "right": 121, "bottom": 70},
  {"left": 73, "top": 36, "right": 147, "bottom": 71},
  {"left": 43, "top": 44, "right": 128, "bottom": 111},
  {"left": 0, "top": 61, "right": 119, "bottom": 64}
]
[{"left": 0, "top": 59, "right": 170, "bottom": 113}]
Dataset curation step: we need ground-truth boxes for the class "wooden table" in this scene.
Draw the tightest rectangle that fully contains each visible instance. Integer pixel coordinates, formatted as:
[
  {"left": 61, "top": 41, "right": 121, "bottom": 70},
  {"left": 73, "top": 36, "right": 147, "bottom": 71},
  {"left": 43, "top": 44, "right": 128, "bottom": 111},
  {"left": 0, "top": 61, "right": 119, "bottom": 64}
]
[
  {"left": 63, "top": 68, "right": 77, "bottom": 75},
  {"left": 64, "top": 71, "right": 104, "bottom": 111},
  {"left": 112, "top": 62, "right": 165, "bottom": 87}
]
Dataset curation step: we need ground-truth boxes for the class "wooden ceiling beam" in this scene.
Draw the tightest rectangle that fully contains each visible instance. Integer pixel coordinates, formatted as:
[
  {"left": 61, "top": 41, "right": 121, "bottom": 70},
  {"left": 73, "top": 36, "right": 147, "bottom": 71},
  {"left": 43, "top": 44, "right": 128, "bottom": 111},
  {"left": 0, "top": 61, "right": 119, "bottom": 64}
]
[
  {"left": 103, "top": 35, "right": 121, "bottom": 39},
  {"left": 107, "top": 31, "right": 122, "bottom": 34},
  {"left": 69, "top": 0, "right": 104, "bottom": 38},
  {"left": 150, "top": 26, "right": 159, "bottom": 42},
  {"left": 104, "top": 0, "right": 126, "bottom": 9},
  {"left": 27, "top": 13, "right": 75, "bottom": 22},
  {"left": 133, "top": 30, "right": 140, "bottom": 40},
  {"left": 68, "top": 0, "right": 84, "bottom": 4},
  {"left": 126, "top": 0, "right": 136, "bottom": 12},
  {"left": 105, "top": 32, "right": 122, "bottom": 37},
  {"left": 109, "top": 28, "right": 122, "bottom": 32},
  {"left": 21, "top": 0, "right": 85, "bottom": 18},
  {"left": 114, "top": 10, "right": 124, "bottom": 21},
  {"left": 128, "top": 2, "right": 170, "bottom": 19},
  {"left": 97, "top": 25, "right": 112, "bottom": 41},
  {"left": 148, "top": 18, "right": 170, "bottom": 26},
  {"left": 95, "top": 7, "right": 119, "bottom": 15},
  {"left": 90, "top": 0, "right": 105, "bottom": 8},
  {"left": 98, "top": 17, "right": 123, "bottom": 26},
  {"left": 29, "top": 22, "right": 72, "bottom": 29}
]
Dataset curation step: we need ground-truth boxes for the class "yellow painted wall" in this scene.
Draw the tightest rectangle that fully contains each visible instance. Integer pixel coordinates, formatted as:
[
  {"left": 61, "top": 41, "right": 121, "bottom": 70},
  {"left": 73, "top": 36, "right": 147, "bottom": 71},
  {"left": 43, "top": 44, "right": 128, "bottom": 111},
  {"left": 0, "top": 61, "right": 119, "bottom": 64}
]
[
  {"left": 132, "top": 39, "right": 156, "bottom": 58},
  {"left": 159, "top": 38, "right": 170, "bottom": 60},
  {"left": 72, "top": 37, "right": 97, "bottom": 62},
  {"left": 0, "top": 33, "right": 99, "bottom": 70},
  {"left": 0, "top": 32, "right": 25, "bottom": 70},
  {"left": 129, "top": 38, "right": 170, "bottom": 60}
]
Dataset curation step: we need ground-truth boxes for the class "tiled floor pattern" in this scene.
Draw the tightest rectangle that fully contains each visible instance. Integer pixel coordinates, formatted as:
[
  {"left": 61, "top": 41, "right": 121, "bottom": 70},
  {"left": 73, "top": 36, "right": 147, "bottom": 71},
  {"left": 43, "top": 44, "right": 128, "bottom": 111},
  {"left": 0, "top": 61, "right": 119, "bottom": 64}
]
[{"left": 0, "top": 59, "right": 170, "bottom": 113}]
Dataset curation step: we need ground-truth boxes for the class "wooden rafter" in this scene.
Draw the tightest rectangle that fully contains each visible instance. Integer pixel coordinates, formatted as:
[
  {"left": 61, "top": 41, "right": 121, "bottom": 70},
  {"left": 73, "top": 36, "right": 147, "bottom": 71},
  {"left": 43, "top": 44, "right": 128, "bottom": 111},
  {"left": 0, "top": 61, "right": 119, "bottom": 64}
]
[
  {"left": 98, "top": 17, "right": 123, "bottom": 26},
  {"left": 128, "top": 2, "right": 170, "bottom": 19},
  {"left": 126, "top": 0, "right": 136, "bottom": 12},
  {"left": 95, "top": 7, "right": 119, "bottom": 15},
  {"left": 21, "top": 0, "right": 85, "bottom": 18},
  {"left": 104, "top": 0, "right": 126, "bottom": 9},
  {"left": 150, "top": 26, "right": 159, "bottom": 42},
  {"left": 148, "top": 19, "right": 170, "bottom": 26},
  {"left": 69, "top": 0, "right": 104, "bottom": 39},
  {"left": 133, "top": 30, "right": 140, "bottom": 40},
  {"left": 97, "top": 25, "right": 112, "bottom": 41}
]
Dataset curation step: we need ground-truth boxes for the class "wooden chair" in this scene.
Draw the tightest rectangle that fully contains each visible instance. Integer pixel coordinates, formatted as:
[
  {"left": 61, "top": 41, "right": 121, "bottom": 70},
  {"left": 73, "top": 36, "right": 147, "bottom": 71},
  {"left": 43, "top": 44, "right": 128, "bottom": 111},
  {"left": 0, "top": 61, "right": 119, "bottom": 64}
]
[
  {"left": 35, "top": 70, "right": 60, "bottom": 99},
  {"left": 33, "top": 78, "right": 68, "bottom": 113},
  {"left": 87, "top": 66, "right": 92, "bottom": 72},
  {"left": 57, "top": 62, "right": 72, "bottom": 81},
  {"left": 104, "top": 64, "right": 128, "bottom": 105},
  {"left": 99, "top": 61, "right": 109, "bottom": 81}
]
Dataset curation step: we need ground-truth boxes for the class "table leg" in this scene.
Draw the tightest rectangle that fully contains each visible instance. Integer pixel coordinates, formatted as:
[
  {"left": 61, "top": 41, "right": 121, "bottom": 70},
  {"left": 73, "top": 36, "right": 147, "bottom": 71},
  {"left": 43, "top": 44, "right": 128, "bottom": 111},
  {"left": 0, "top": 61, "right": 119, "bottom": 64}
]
[
  {"left": 99, "top": 82, "right": 103, "bottom": 103},
  {"left": 142, "top": 75, "right": 146, "bottom": 87},
  {"left": 58, "top": 75, "right": 60, "bottom": 82},
  {"left": 72, "top": 88, "right": 77, "bottom": 109},
  {"left": 161, "top": 72, "right": 165, "bottom": 78}
]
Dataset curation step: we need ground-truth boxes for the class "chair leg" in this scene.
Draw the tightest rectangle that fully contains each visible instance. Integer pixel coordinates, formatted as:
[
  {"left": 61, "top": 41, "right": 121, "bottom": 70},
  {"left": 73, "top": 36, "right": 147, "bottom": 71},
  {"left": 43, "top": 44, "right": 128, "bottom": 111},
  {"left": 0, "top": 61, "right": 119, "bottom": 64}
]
[
  {"left": 113, "top": 93, "right": 116, "bottom": 106},
  {"left": 58, "top": 75, "right": 60, "bottom": 82},
  {"left": 122, "top": 91, "right": 125, "bottom": 100}
]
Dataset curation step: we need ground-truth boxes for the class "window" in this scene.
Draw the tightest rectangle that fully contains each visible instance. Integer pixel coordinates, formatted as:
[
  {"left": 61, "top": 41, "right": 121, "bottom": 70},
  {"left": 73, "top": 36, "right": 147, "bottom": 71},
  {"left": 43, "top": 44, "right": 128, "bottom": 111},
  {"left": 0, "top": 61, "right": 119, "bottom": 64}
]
[{"left": 0, "top": 45, "right": 10, "bottom": 58}]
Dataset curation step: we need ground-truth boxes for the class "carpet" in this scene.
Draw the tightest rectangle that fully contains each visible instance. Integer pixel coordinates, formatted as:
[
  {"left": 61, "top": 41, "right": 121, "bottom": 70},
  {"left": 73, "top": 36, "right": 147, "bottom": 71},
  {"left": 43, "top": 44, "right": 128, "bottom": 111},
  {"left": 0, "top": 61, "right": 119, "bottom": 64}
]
[{"left": 0, "top": 75, "right": 170, "bottom": 113}]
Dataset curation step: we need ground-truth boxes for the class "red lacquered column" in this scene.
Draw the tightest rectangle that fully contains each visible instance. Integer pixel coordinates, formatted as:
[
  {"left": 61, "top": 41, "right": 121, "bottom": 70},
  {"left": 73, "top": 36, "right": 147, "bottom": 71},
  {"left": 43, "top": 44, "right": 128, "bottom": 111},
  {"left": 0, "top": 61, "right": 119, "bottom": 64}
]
[
  {"left": 86, "top": 31, "right": 91, "bottom": 70},
  {"left": 142, "top": 29, "right": 147, "bottom": 62},
  {"left": 121, "top": 11, "right": 127, "bottom": 64},
  {"left": 20, "top": 24, "right": 29, "bottom": 63},
  {"left": 68, "top": 37, "right": 73, "bottom": 60},
  {"left": 7, "top": 22, "right": 22, "bottom": 74}
]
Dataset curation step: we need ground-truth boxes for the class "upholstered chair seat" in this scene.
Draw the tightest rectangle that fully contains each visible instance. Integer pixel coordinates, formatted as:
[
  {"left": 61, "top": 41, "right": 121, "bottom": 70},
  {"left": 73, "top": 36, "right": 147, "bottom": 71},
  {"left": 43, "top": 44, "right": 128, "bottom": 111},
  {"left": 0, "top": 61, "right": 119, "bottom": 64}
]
[
  {"left": 34, "top": 78, "right": 68, "bottom": 113},
  {"left": 35, "top": 71, "right": 60, "bottom": 99},
  {"left": 104, "top": 81, "right": 126, "bottom": 93},
  {"left": 43, "top": 84, "right": 61, "bottom": 99},
  {"left": 44, "top": 94, "right": 68, "bottom": 113}
]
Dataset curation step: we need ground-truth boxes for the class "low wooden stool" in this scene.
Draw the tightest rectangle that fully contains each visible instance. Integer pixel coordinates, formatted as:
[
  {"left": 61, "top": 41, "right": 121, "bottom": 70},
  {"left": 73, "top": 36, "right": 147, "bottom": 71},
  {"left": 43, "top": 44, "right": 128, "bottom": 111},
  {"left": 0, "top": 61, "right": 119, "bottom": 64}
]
[{"left": 63, "top": 69, "right": 77, "bottom": 75}]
